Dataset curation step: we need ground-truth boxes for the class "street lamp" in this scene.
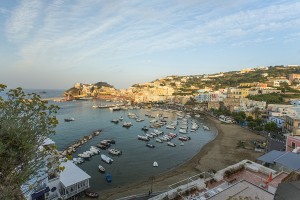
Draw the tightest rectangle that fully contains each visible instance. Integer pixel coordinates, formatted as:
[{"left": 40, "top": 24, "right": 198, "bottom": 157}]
[{"left": 149, "top": 176, "right": 155, "bottom": 194}]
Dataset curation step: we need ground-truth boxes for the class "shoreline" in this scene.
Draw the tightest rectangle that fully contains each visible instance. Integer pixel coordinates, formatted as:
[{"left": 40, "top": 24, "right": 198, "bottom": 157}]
[{"left": 83, "top": 115, "right": 265, "bottom": 200}]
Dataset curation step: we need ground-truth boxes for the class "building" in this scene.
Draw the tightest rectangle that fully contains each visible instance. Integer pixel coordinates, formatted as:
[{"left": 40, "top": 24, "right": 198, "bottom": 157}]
[
  {"left": 149, "top": 160, "right": 288, "bottom": 200},
  {"left": 286, "top": 135, "right": 300, "bottom": 152},
  {"left": 269, "top": 116, "right": 285, "bottom": 129},
  {"left": 22, "top": 139, "right": 91, "bottom": 200},
  {"left": 289, "top": 74, "right": 300, "bottom": 83}
]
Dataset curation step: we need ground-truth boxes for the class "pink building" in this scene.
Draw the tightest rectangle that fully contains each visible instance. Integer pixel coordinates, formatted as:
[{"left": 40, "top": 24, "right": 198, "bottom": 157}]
[{"left": 286, "top": 135, "right": 300, "bottom": 152}]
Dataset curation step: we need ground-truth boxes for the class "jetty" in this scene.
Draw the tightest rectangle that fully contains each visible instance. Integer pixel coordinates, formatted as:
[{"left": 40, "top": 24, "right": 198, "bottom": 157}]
[{"left": 59, "top": 129, "right": 102, "bottom": 157}]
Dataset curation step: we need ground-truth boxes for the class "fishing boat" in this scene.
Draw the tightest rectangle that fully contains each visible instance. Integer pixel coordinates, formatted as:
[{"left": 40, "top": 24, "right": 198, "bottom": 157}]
[
  {"left": 146, "top": 143, "right": 155, "bottom": 148},
  {"left": 105, "top": 173, "right": 112, "bottom": 183},
  {"left": 64, "top": 118, "right": 75, "bottom": 122},
  {"left": 153, "top": 161, "right": 158, "bottom": 167},
  {"left": 167, "top": 142, "right": 176, "bottom": 147},
  {"left": 98, "top": 165, "right": 105, "bottom": 173},
  {"left": 101, "top": 154, "right": 114, "bottom": 164}
]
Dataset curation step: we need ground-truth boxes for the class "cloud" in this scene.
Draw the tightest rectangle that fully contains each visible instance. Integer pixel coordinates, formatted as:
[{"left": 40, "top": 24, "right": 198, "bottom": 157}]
[
  {"left": 3, "top": 0, "right": 300, "bottom": 70},
  {"left": 5, "top": 0, "right": 42, "bottom": 41}
]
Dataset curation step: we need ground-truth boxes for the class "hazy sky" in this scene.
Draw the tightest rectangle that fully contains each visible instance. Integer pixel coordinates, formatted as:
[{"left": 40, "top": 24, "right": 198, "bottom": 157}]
[{"left": 1, "top": 0, "right": 300, "bottom": 89}]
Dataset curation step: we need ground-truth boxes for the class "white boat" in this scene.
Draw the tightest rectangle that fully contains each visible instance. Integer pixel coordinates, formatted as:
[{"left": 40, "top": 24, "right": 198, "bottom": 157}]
[
  {"left": 167, "top": 142, "right": 176, "bottom": 147},
  {"left": 119, "top": 116, "right": 124, "bottom": 121},
  {"left": 179, "top": 129, "right": 187, "bottom": 134},
  {"left": 73, "top": 157, "right": 84, "bottom": 164},
  {"left": 153, "top": 161, "right": 158, "bottom": 167},
  {"left": 156, "top": 138, "right": 163, "bottom": 143},
  {"left": 109, "top": 106, "right": 121, "bottom": 111},
  {"left": 150, "top": 132, "right": 158, "bottom": 137},
  {"left": 98, "top": 165, "right": 105, "bottom": 172},
  {"left": 166, "top": 125, "right": 176, "bottom": 130},
  {"left": 203, "top": 125, "right": 210, "bottom": 131},
  {"left": 101, "top": 154, "right": 114, "bottom": 164},
  {"left": 195, "top": 114, "right": 200, "bottom": 118},
  {"left": 123, "top": 122, "right": 132, "bottom": 127},
  {"left": 108, "top": 148, "right": 122, "bottom": 156},
  {"left": 78, "top": 152, "right": 90, "bottom": 159},
  {"left": 138, "top": 135, "right": 150, "bottom": 141},
  {"left": 146, "top": 133, "right": 153, "bottom": 138},
  {"left": 180, "top": 142, "right": 184, "bottom": 146}
]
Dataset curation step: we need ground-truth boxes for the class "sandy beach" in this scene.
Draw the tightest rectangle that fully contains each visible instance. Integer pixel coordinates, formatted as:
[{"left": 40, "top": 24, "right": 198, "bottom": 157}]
[{"left": 85, "top": 115, "right": 265, "bottom": 200}]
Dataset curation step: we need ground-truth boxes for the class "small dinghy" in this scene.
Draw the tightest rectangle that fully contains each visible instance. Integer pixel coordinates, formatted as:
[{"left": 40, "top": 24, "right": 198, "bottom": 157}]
[
  {"left": 153, "top": 161, "right": 158, "bottom": 167},
  {"left": 105, "top": 173, "right": 112, "bottom": 183},
  {"left": 98, "top": 165, "right": 105, "bottom": 173}
]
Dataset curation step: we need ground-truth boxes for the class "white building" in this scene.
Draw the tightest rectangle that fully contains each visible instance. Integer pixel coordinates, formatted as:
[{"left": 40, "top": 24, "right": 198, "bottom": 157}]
[{"left": 22, "top": 139, "right": 91, "bottom": 200}]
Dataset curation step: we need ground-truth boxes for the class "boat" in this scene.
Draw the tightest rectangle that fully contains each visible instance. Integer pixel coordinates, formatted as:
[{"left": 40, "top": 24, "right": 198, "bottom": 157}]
[
  {"left": 156, "top": 138, "right": 163, "bottom": 143},
  {"left": 109, "top": 106, "right": 121, "bottom": 111},
  {"left": 136, "top": 118, "right": 145, "bottom": 122},
  {"left": 98, "top": 165, "right": 105, "bottom": 173},
  {"left": 108, "top": 148, "right": 122, "bottom": 156},
  {"left": 179, "top": 136, "right": 191, "bottom": 141},
  {"left": 203, "top": 125, "right": 210, "bottom": 131},
  {"left": 179, "top": 129, "right": 187, "bottom": 134},
  {"left": 101, "top": 154, "right": 114, "bottom": 164},
  {"left": 180, "top": 142, "right": 184, "bottom": 146},
  {"left": 167, "top": 142, "right": 176, "bottom": 147},
  {"left": 85, "top": 190, "right": 99, "bottom": 198},
  {"left": 146, "top": 133, "right": 153, "bottom": 138},
  {"left": 73, "top": 157, "right": 84, "bottom": 164},
  {"left": 111, "top": 119, "right": 119, "bottom": 124},
  {"left": 105, "top": 173, "right": 112, "bottom": 183},
  {"left": 78, "top": 152, "right": 90, "bottom": 159},
  {"left": 142, "top": 126, "right": 149, "bottom": 131},
  {"left": 119, "top": 116, "right": 124, "bottom": 121},
  {"left": 146, "top": 143, "right": 155, "bottom": 148},
  {"left": 166, "top": 125, "right": 176, "bottom": 130},
  {"left": 100, "top": 141, "right": 111, "bottom": 147},
  {"left": 122, "top": 122, "right": 132, "bottom": 127},
  {"left": 97, "top": 144, "right": 107, "bottom": 150},
  {"left": 64, "top": 118, "right": 75, "bottom": 122},
  {"left": 195, "top": 114, "right": 200, "bottom": 118},
  {"left": 153, "top": 161, "right": 158, "bottom": 167},
  {"left": 138, "top": 135, "right": 150, "bottom": 141}
]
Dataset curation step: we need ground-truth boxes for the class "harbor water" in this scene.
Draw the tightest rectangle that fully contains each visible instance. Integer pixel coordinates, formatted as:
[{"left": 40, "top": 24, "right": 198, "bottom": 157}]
[{"left": 2, "top": 89, "right": 217, "bottom": 192}]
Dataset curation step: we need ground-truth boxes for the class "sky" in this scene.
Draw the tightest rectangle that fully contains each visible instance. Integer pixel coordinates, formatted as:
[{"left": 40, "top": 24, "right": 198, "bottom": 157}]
[{"left": 0, "top": 0, "right": 300, "bottom": 89}]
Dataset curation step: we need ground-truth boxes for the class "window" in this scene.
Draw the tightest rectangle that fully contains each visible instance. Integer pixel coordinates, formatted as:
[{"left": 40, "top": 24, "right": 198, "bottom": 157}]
[{"left": 292, "top": 142, "right": 296, "bottom": 149}]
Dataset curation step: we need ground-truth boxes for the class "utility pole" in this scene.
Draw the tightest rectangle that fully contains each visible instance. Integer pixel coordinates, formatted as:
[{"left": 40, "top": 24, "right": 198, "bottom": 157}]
[{"left": 149, "top": 176, "right": 155, "bottom": 194}]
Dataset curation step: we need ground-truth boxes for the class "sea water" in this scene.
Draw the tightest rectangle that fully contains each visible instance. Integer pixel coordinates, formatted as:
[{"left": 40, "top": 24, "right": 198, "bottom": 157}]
[{"left": 1, "top": 89, "right": 216, "bottom": 191}]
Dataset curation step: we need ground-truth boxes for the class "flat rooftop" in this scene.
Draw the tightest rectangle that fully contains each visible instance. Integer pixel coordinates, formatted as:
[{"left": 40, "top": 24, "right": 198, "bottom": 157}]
[{"left": 210, "top": 180, "right": 274, "bottom": 200}]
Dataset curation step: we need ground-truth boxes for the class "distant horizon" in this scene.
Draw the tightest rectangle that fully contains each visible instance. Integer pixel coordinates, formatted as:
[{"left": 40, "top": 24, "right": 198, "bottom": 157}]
[
  {"left": 2, "top": 63, "right": 300, "bottom": 90},
  {"left": 1, "top": 0, "right": 300, "bottom": 89}
]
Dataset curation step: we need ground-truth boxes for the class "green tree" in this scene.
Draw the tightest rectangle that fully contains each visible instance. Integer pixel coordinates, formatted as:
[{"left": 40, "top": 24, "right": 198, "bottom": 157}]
[
  {"left": 246, "top": 116, "right": 254, "bottom": 121},
  {"left": 247, "top": 121, "right": 256, "bottom": 129},
  {"left": 264, "top": 121, "right": 279, "bottom": 133},
  {"left": 0, "top": 85, "right": 59, "bottom": 199}
]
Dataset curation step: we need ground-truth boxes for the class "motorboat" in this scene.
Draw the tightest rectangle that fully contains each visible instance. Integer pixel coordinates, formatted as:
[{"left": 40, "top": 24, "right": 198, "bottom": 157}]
[
  {"left": 105, "top": 173, "right": 112, "bottom": 183},
  {"left": 179, "top": 129, "right": 187, "bottom": 134},
  {"left": 179, "top": 136, "right": 191, "bottom": 141},
  {"left": 138, "top": 135, "right": 150, "bottom": 141},
  {"left": 195, "top": 114, "right": 200, "bottom": 118},
  {"left": 109, "top": 106, "right": 121, "bottom": 111},
  {"left": 166, "top": 125, "right": 176, "bottom": 130},
  {"left": 146, "top": 133, "right": 153, "bottom": 138},
  {"left": 64, "top": 118, "right": 75, "bottom": 122},
  {"left": 203, "top": 125, "right": 210, "bottom": 131},
  {"left": 150, "top": 132, "right": 158, "bottom": 137},
  {"left": 73, "top": 157, "right": 84, "bottom": 164},
  {"left": 146, "top": 143, "right": 155, "bottom": 148},
  {"left": 156, "top": 138, "right": 163, "bottom": 143},
  {"left": 119, "top": 116, "right": 124, "bottom": 121},
  {"left": 98, "top": 165, "right": 105, "bottom": 173},
  {"left": 100, "top": 141, "right": 111, "bottom": 147},
  {"left": 180, "top": 142, "right": 184, "bottom": 146},
  {"left": 111, "top": 119, "right": 119, "bottom": 124},
  {"left": 153, "top": 161, "right": 158, "bottom": 167},
  {"left": 141, "top": 126, "right": 149, "bottom": 131},
  {"left": 101, "top": 154, "right": 114, "bottom": 164},
  {"left": 78, "top": 152, "right": 90, "bottom": 159},
  {"left": 167, "top": 142, "right": 176, "bottom": 147},
  {"left": 122, "top": 122, "right": 132, "bottom": 127},
  {"left": 108, "top": 148, "right": 122, "bottom": 156},
  {"left": 153, "top": 129, "right": 163, "bottom": 135},
  {"left": 136, "top": 118, "right": 145, "bottom": 122}
]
